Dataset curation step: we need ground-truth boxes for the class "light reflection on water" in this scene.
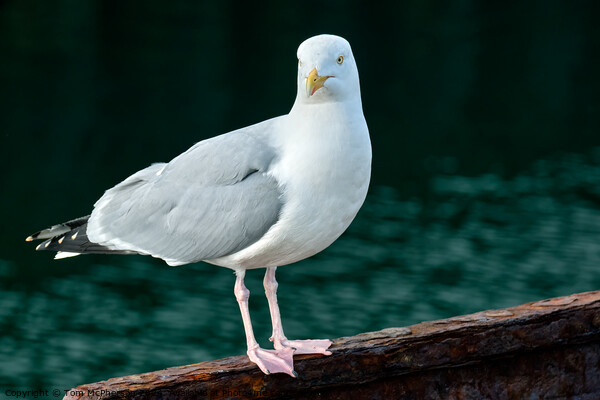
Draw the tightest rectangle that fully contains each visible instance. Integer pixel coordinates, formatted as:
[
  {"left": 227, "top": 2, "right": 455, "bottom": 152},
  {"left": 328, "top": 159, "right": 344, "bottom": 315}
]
[{"left": 2, "top": 150, "right": 600, "bottom": 390}]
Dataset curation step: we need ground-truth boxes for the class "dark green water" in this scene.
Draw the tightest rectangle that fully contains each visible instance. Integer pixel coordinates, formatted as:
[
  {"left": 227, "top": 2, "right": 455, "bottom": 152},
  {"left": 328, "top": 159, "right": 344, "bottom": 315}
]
[{"left": 1, "top": 0, "right": 599, "bottom": 394}]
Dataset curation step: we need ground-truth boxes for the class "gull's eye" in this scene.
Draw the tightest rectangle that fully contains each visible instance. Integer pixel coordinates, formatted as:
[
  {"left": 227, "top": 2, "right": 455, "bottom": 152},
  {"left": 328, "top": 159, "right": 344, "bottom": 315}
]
[
  {"left": 336, "top": 56, "right": 344, "bottom": 65},
  {"left": 298, "top": 59, "right": 302, "bottom": 67}
]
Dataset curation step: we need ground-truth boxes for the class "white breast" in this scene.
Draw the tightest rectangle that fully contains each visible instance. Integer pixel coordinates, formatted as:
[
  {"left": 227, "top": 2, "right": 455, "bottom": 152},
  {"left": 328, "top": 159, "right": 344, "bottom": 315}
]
[{"left": 209, "top": 100, "right": 371, "bottom": 270}]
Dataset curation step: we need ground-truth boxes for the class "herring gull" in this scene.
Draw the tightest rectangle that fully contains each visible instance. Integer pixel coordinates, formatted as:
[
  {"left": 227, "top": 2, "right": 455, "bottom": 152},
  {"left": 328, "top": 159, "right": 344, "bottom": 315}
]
[{"left": 26, "top": 34, "right": 371, "bottom": 376}]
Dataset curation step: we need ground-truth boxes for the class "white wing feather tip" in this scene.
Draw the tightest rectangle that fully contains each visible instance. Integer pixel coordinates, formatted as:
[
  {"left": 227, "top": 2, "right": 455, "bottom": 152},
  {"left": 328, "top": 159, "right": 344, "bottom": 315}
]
[{"left": 55, "top": 252, "right": 81, "bottom": 260}]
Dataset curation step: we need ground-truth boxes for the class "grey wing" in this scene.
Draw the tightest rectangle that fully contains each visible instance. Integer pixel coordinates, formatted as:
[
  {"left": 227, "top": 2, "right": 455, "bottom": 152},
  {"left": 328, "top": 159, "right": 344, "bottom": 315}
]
[{"left": 86, "top": 130, "right": 282, "bottom": 266}]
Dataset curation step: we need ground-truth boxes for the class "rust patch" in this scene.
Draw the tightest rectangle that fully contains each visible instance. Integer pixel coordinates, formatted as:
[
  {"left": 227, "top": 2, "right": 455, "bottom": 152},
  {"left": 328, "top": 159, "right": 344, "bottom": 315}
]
[
  {"left": 532, "top": 296, "right": 577, "bottom": 307},
  {"left": 485, "top": 310, "right": 514, "bottom": 317}
]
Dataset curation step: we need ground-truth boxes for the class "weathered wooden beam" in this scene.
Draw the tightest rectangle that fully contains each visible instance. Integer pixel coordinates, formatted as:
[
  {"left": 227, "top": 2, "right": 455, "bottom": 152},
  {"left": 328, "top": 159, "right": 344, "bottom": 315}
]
[{"left": 64, "top": 291, "right": 600, "bottom": 400}]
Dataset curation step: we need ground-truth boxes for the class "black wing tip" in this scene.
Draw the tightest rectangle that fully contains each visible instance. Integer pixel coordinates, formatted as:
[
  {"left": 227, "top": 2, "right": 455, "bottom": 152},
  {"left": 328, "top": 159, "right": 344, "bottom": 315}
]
[
  {"left": 28, "top": 215, "right": 134, "bottom": 256},
  {"left": 26, "top": 215, "right": 91, "bottom": 243},
  {"left": 34, "top": 238, "right": 52, "bottom": 251},
  {"left": 26, "top": 232, "right": 42, "bottom": 242}
]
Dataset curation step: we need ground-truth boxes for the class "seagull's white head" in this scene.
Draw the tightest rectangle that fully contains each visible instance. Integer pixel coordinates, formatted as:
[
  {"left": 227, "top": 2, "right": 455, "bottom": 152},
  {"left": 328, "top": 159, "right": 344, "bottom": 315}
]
[{"left": 296, "top": 34, "right": 361, "bottom": 104}]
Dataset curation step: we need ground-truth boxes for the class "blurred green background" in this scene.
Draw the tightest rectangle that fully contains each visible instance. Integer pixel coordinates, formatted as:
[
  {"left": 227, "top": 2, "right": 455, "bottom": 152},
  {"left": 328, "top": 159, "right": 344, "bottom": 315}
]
[{"left": 1, "top": 0, "right": 600, "bottom": 392}]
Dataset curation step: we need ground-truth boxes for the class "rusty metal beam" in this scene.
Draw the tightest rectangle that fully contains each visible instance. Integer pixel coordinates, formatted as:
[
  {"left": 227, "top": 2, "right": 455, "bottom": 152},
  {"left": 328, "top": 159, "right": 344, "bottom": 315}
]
[{"left": 63, "top": 291, "right": 600, "bottom": 399}]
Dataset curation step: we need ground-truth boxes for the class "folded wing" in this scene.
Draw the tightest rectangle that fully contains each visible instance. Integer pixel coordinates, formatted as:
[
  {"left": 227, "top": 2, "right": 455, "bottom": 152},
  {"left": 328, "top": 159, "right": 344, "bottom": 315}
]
[{"left": 86, "top": 129, "right": 282, "bottom": 266}]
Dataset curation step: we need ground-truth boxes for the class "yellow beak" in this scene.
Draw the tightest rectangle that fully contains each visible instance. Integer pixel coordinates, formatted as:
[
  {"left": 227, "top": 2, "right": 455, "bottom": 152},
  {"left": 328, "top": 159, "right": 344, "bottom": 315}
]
[{"left": 306, "top": 68, "right": 332, "bottom": 97}]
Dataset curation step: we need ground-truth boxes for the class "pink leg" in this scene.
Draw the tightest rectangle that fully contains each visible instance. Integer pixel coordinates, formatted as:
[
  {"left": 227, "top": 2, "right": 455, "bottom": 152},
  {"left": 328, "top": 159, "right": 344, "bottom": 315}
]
[
  {"left": 264, "top": 267, "right": 332, "bottom": 356},
  {"left": 234, "top": 270, "right": 296, "bottom": 377}
]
